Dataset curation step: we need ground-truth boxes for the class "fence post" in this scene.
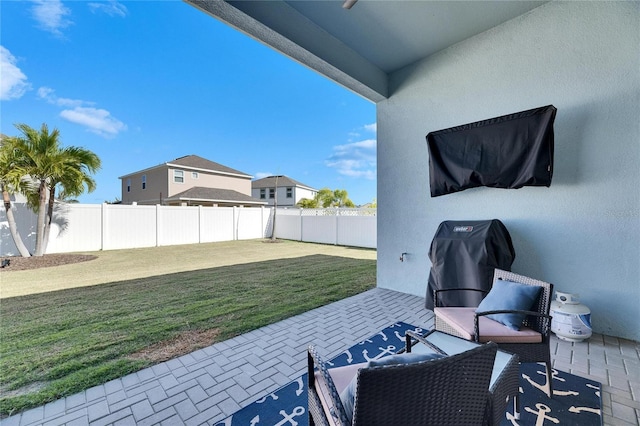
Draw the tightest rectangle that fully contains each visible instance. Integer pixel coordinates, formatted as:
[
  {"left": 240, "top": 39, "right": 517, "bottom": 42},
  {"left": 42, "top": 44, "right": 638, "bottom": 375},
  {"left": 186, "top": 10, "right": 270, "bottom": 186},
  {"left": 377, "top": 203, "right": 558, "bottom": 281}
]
[
  {"left": 233, "top": 206, "right": 238, "bottom": 240},
  {"left": 101, "top": 203, "right": 107, "bottom": 251},
  {"left": 156, "top": 204, "right": 160, "bottom": 247},
  {"left": 335, "top": 208, "right": 339, "bottom": 245},
  {"left": 261, "top": 206, "right": 267, "bottom": 238},
  {"left": 299, "top": 208, "right": 303, "bottom": 242},
  {"left": 198, "top": 205, "right": 202, "bottom": 244}
]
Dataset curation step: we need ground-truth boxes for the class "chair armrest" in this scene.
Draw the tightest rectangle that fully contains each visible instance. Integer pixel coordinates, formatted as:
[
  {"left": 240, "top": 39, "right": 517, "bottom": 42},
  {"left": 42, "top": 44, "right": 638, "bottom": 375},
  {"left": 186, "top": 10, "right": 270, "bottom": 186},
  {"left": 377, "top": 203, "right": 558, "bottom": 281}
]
[
  {"left": 434, "top": 288, "right": 488, "bottom": 307},
  {"left": 405, "top": 330, "right": 448, "bottom": 355},
  {"left": 474, "top": 310, "right": 553, "bottom": 338},
  {"left": 307, "top": 345, "right": 350, "bottom": 425}
]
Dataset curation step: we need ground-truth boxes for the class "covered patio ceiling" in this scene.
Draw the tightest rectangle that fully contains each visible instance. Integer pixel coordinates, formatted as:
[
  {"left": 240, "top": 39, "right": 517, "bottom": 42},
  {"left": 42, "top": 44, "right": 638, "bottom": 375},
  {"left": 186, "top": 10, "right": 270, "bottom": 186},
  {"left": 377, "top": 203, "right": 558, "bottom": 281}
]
[{"left": 185, "top": 0, "right": 547, "bottom": 101}]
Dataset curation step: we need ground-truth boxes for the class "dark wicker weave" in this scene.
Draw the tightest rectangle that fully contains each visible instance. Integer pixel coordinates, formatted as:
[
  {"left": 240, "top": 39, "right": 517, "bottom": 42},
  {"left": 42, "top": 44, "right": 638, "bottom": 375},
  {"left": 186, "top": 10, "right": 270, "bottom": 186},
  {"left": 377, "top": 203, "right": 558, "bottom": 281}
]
[
  {"left": 308, "top": 341, "right": 498, "bottom": 426},
  {"left": 434, "top": 268, "right": 554, "bottom": 399},
  {"left": 404, "top": 330, "right": 520, "bottom": 426}
]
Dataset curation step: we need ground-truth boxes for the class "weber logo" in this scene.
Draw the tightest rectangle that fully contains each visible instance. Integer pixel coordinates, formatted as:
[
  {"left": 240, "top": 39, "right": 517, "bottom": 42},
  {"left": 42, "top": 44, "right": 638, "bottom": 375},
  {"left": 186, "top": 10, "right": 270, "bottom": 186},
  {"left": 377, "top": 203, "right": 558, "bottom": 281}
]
[{"left": 453, "top": 226, "right": 474, "bottom": 232}]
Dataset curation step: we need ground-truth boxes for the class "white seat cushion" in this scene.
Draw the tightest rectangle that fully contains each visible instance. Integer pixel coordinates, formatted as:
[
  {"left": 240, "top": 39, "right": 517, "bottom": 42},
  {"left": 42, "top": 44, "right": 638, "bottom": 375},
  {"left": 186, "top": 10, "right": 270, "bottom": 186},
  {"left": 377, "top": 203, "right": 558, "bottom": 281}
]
[{"left": 435, "top": 307, "right": 542, "bottom": 343}]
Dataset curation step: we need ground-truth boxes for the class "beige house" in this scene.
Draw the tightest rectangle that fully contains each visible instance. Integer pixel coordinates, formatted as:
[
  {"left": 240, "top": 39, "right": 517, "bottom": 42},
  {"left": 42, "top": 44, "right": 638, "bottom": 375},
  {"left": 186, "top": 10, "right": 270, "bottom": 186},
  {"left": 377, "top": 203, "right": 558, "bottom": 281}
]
[
  {"left": 251, "top": 175, "right": 317, "bottom": 207},
  {"left": 119, "top": 155, "right": 267, "bottom": 207}
]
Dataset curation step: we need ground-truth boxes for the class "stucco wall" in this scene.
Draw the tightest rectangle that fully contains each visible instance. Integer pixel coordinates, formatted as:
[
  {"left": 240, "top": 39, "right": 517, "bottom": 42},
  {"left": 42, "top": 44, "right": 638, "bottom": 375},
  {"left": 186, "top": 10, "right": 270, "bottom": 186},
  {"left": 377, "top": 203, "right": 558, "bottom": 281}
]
[{"left": 377, "top": 1, "right": 639, "bottom": 340}]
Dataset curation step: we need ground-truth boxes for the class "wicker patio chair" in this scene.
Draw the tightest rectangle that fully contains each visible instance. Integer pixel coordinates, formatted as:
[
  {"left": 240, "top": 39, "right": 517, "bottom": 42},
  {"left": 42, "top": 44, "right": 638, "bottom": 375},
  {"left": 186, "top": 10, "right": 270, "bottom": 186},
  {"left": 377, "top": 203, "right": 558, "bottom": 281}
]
[
  {"left": 404, "top": 330, "right": 520, "bottom": 426},
  {"left": 434, "top": 268, "right": 554, "bottom": 399},
  {"left": 307, "top": 341, "right": 498, "bottom": 426}
]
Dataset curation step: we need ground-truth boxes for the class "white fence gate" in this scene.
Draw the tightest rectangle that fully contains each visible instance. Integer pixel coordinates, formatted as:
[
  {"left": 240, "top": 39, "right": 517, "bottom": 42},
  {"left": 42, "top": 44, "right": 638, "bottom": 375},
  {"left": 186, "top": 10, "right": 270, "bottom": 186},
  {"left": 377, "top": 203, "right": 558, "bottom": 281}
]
[{"left": 0, "top": 204, "right": 376, "bottom": 256}]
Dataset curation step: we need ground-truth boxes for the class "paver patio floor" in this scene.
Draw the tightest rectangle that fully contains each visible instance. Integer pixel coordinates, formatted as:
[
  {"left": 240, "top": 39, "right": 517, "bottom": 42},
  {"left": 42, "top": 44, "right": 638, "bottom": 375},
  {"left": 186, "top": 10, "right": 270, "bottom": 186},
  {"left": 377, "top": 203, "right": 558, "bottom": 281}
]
[{"left": 3, "top": 288, "right": 638, "bottom": 425}]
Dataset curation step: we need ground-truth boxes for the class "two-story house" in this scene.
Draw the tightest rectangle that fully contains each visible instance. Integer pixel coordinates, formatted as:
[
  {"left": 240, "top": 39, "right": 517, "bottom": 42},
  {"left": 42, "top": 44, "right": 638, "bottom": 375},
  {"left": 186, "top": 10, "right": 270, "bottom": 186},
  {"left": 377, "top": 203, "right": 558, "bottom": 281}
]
[
  {"left": 251, "top": 175, "right": 317, "bottom": 207},
  {"left": 119, "top": 155, "right": 267, "bottom": 207}
]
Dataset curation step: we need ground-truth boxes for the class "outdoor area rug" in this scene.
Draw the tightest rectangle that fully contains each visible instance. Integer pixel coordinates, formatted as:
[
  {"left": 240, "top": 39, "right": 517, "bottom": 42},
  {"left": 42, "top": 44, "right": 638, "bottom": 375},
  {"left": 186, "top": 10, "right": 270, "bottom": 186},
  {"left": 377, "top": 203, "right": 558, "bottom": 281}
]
[{"left": 214, "top": 322, "right": 602, "bottom": 426}]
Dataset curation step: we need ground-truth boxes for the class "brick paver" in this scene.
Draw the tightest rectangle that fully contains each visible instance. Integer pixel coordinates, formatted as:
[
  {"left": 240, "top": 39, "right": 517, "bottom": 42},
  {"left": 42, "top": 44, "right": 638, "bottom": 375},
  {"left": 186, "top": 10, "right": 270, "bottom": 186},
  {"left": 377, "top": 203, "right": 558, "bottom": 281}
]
[{"left": 3, "top": 288, "right": 638, "bottom": 425}]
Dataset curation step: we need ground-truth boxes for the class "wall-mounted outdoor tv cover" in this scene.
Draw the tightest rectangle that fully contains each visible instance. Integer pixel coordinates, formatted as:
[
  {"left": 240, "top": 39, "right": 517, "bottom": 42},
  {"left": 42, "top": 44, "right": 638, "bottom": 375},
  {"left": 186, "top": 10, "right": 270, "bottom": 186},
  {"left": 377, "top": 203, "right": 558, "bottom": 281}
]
[{"left": 427, "top": 105, "right": 557, "bottom": 197}]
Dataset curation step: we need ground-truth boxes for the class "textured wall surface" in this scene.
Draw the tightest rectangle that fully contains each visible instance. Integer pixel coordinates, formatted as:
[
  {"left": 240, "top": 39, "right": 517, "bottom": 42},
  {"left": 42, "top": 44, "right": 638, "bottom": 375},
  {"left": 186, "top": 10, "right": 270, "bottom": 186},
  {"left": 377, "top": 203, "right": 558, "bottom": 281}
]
[{"left": 377, "top": 2, "right": 639, "bottom": 340}]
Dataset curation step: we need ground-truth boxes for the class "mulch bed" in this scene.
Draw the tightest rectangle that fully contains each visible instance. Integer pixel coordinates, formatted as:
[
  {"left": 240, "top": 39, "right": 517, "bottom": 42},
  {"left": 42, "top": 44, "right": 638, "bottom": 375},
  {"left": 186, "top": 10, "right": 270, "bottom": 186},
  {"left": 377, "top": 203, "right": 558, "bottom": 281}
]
[{"left": 0, "top": 254, "right": 97, "bottom": 272}]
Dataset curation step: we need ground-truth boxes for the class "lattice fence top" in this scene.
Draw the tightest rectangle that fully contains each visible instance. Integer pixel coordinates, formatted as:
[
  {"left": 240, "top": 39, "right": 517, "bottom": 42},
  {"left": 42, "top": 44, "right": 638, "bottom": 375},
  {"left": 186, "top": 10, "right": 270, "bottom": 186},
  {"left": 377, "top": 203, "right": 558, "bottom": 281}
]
[{"left": 280, "top": 208, "right": 377, "bottom": 217}]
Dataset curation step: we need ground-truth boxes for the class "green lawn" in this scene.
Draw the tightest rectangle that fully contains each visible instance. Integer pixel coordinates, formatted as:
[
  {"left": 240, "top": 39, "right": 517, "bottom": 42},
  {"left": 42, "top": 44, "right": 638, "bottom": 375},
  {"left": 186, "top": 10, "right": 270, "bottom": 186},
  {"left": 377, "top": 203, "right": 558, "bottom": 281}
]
[{"left": 0, "top": 242, "right": 376, "bottom": 417}]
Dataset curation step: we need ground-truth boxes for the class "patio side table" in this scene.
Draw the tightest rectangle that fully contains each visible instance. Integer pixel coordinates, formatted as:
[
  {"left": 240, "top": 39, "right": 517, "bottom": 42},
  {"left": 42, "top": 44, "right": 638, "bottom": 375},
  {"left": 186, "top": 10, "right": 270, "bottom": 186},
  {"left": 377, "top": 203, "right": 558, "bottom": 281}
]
[{"left": 405, "top": 329, "right": 520, "bottom": 426}]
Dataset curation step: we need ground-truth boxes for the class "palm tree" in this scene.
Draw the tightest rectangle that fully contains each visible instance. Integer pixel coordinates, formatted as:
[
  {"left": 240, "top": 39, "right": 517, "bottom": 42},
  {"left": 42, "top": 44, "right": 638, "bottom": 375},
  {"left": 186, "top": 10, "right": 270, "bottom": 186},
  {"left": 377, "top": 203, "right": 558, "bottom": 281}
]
[
  {"left": 332, "top": 189, "right": 355, "bottom": 208},
  {"left": 9, "top": 123, "right": 101, "bottom": 256},
  {"left": 296, "top": 197, "right": 318, "bottom": 208},
  {"left": 297, "top": 188, "right": 355, "bottom": 208},
  {"left": 0, "top": 135, "right": 31, "bottom": 257}
]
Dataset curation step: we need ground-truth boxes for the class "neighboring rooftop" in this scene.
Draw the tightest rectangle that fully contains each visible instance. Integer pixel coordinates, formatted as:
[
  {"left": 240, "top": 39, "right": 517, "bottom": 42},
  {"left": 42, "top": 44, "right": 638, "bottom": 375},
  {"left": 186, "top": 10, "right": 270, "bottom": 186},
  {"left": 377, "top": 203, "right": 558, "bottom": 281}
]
[
  {"left": 120, "top": 155, "right": 252, "bottom": 179},
  {"left": 251, "top": 175, "right": 316, "bottom": 191},
  {"left": 166, "top": 187, "right": 267, "bottom": 206}
]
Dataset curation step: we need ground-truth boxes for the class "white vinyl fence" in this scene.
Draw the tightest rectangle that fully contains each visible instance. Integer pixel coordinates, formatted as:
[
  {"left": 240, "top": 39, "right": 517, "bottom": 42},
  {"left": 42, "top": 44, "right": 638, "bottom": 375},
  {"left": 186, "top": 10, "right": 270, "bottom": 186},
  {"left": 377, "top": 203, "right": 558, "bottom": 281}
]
[
  {"left": 275, "top": 208, "right": 377, "bottom": 248},
  {"left": 0, "top": 204, "right": 376, "bottom": 256}
]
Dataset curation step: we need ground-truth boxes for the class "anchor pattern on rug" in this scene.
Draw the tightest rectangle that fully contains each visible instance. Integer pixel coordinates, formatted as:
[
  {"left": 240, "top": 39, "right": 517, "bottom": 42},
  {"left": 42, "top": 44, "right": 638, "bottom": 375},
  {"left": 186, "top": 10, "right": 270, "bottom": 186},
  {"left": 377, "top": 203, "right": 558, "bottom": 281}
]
[
  {"left": 501, "top": 363, "right": 602, "bottom": 426},
  {"left": 214, "top": 322, "right": 602, "bottom": 426}
]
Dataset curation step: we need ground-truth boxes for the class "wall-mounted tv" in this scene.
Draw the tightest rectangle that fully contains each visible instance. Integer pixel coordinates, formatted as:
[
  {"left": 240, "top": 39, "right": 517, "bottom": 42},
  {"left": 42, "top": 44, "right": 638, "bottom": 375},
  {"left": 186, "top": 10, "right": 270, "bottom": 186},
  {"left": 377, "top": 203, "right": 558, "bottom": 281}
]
[{"left": 427, "top": 105, "right": 557, "bottom": 197}]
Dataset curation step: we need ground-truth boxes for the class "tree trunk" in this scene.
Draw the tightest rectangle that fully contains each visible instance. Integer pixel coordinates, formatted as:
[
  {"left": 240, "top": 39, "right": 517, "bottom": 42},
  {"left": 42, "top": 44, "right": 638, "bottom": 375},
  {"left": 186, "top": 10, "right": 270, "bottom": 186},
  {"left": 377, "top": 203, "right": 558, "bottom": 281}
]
[
  {"left": 34, "top": 180, "right": 48, "bottom": 256},
  {"left": 1, "top": 185, "right": 31, "bottom": 257},
  {"left": 42, "top": 185, "right": 56, "bottom": 254},
  {"left": 270, "top": 176, "right": 278, "bottom": 241}
]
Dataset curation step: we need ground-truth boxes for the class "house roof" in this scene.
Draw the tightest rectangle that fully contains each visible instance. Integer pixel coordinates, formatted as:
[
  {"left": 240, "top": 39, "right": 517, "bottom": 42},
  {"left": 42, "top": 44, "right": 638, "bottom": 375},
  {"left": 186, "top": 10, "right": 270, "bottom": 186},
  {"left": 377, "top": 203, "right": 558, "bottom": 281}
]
[
  {"left": 166, "top": 186, "right": 267, "bottom": 205},
  {"left": 120, "top": 155, "right": 252, "bottom": 179},
  {"left": 251, "top": 175, "right": 316, "bottom": 191},
  {"left": 185, "top": 0, "right": 546, "bottom": 102}
]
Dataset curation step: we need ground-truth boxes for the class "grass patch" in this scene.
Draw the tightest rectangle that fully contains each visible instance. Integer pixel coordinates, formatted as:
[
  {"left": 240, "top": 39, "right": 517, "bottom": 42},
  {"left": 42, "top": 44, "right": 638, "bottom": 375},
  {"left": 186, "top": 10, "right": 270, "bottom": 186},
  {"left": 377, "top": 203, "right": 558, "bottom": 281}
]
[{"left": 0, "top": 254, "right": 375, "bottom": 416}]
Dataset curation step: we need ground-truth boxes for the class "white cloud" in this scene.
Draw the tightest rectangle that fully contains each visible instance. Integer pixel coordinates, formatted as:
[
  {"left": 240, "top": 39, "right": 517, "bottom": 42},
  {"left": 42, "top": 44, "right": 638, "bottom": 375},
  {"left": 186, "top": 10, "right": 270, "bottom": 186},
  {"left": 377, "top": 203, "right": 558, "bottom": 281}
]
[
  {"left": 60, "top": 107, "right": 127, "bottom": 138},
  {"left": 0, "top": 46, "right": 31, "bottom": 100},
  {"left": 37, "top": 86, "right": 125, "bottom": 137},
  {"left": 38, "top": 86, "right": 89, "bottom": 108},
  {"left": 325, "top": 138, "right": 376, "bottom": 180},
  {"left": 88, "top": 1, "right": 128, "bottom": 18},
  {"left": 364, "top": 122, "right": 377, "bottom": 133},
  {"left": 30, "top": 0, "right": 73, "bottom": 37}
]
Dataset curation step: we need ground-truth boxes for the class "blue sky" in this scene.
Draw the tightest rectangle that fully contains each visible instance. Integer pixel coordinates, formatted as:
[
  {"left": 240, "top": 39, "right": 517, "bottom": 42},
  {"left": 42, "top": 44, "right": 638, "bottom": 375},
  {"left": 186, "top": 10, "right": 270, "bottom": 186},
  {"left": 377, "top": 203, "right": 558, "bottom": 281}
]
[{"left": 1, "top": 0, "right": 377, "bottom": 205}]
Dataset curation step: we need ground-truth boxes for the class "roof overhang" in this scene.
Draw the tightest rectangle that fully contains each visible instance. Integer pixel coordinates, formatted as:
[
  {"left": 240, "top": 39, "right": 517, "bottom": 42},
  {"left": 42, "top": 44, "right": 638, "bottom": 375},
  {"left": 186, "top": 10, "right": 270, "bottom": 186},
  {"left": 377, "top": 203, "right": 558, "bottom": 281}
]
[{"left": 185, "top": 0, "right": 547, "bottom": 102}]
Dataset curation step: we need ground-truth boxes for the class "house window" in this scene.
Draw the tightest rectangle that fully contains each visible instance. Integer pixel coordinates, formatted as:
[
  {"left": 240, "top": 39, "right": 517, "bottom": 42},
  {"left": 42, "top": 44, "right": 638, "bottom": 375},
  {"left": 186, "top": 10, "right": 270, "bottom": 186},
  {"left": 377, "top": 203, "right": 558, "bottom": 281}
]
[
  {"left": 126, "top": 178, "right": 131, "bottom": 193},
  {"left": 269, "top": 188, "right": 275, "bottom": 199},
  {"left": 286, "top": 187, "right": 293, "bottom": 198},
  {"left": 192, "top": 172, "right": 198, "bottom": 179},
  {"left": 142, "top": 175, "right": 146, "bottom": 190},
  {"left": 174, "top": 170, "right": 184, "bottom": 183},
  {"left": 260, "top": 189, "right": 266, "bottom": 199}
]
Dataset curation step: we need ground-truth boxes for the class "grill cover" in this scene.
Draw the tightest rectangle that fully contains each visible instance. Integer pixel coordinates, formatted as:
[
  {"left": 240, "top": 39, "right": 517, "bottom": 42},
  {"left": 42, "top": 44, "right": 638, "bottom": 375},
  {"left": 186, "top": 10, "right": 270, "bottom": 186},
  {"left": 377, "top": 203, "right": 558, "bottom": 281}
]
[
  {"left": 425, "top": 220, "right": 515, "bottom": 310},
  {"left": 427, "top": 105, "right": 557, "bottom": 197}
]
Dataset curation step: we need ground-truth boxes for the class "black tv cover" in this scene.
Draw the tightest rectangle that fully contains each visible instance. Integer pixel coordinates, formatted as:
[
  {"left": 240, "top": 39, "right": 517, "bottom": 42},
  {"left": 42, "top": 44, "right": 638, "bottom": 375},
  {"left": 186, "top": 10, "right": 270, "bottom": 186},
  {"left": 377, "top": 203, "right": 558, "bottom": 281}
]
[
  {"left": 425, "top": 219, "right": 515, "bottom": 310},
  {"left": 427, "top": 105, "right": 557, "bottom": 197}
]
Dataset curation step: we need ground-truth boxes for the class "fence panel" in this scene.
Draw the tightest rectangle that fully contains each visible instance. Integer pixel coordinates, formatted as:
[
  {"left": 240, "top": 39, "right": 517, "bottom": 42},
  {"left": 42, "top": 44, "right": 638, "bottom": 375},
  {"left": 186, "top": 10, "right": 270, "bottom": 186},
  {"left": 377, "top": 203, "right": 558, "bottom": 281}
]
[
  {"left": 273, "top": 209, "right": 302, "bottom": 241},
  {"left": 301, "top": 215, "right": 337, "bottom": 245},
  {"left": 1, "top": 203, "right": 38, "bottom": 256},
  {"left": 336, "top": 215, "right": 377, "bottom": 248},
  {"left": 47, "top": 204, "right": 103, "bottom": 253},
  {"left": 158, "top": 206, "right": 200, "bottom": 246},
  {"left": 103, "top": 204, "right": 157, "bottom": 250},
  {"left": 200, "top": 207, "right": 235, "bottom": 242},
  {"left": 236, "top": 208, "right": 267, "bottom": 240}
]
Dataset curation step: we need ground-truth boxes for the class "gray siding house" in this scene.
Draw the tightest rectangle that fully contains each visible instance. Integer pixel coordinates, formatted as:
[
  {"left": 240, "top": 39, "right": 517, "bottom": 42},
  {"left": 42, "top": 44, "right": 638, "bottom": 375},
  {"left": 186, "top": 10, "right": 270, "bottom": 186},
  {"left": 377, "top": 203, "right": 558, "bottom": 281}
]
[
  {"left": 251, "top": 175, "right": 317, "bottom": 207},
  {"left": 119, "top": 155, "right": 266, "bottom": 207}
]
